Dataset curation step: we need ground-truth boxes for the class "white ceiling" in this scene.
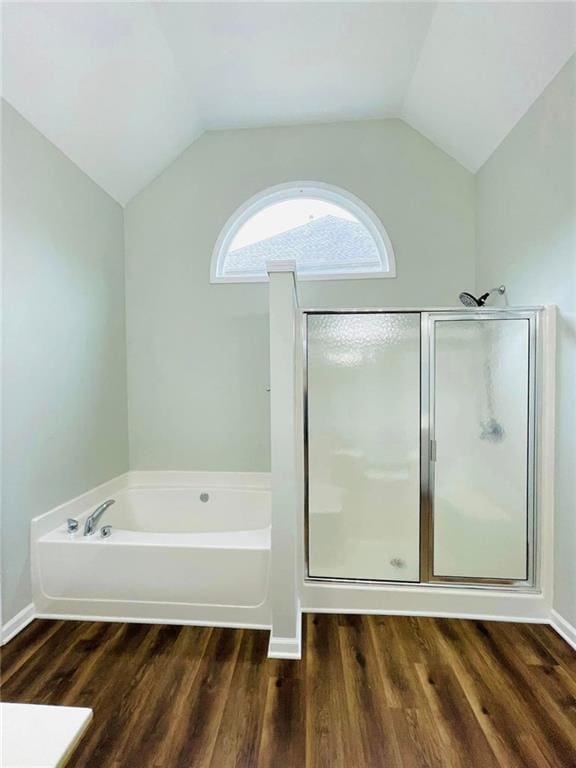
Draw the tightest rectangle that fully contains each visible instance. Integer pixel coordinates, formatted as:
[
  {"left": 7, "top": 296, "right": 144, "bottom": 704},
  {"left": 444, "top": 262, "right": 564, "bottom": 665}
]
[
  {"left": 3, "top": 2, "right": 575, "bottom": 205},
  {"left": 402, "top": 2, "right": 576, "bottom": 172}
]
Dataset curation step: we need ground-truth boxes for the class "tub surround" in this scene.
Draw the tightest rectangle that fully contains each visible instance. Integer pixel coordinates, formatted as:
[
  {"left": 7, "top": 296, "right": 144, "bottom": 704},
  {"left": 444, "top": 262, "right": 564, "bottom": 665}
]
[{"left": 31, "top": 471, "right": 271, "bottom": 633}]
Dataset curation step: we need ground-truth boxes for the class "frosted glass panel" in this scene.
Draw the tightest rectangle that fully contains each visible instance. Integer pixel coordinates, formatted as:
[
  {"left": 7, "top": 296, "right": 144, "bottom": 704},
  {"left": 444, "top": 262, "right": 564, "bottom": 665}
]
[
  {"left": 307, "top": 313, "right": 421, "bottom": 581},
  {"left": 433, "top": 319, "right": 529, "bottom": 580}
]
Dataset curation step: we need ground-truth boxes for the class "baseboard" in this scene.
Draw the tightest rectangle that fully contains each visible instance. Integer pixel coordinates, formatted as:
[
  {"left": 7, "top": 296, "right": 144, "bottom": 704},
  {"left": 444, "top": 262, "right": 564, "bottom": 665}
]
[
  {"left": 550, "top": 609, "right": 576, "bottom": 651},
  {"left": 3, "top": 603, "right": 571, "bottom": 657},
  {"left": 1, "top": 603, "right": 35, "bottom": 646},
  {"left": 36, "top": 612, "right": 270, "bottom": 632},
  {"left": 301, "top": 579, "right": 550, "bottom": 624},
  {"left": 303, "top": 606, "right": 549, "bottom": 623},
  {"left": 268, "top": 635, "right": 302, "bottom": 659},
  {"left": 268, "top": 605, "right": 302, "bottom": 659}
]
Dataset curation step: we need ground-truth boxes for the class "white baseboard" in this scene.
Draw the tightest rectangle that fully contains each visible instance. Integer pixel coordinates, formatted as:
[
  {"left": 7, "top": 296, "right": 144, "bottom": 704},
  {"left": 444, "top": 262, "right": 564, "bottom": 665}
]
[
  {"left": 268, "top": 606, "right": 302, "bottom": 660},
  {"left": 301, "top": 579, "right": 550, "bottom": 624},
  {"left": 268, "top": 635, "right": 302, "bottom": 659},
  {"left": 550, "top": 609, "right": 576, "bottom": 651},
  {"left": 303, "top": 606, "right": 548, "bottom": 623},
  {"left": 1, "top": 603, "right": 35, "bottom": 646},
  {"left": 36, "top": 612, "right": 270, "bottom": 632}
]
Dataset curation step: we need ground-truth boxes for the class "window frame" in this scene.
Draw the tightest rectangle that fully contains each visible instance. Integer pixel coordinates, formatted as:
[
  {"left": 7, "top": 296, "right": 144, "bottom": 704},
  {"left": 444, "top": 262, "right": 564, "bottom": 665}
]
[{"left": 210, "top": 181, "right": 397, "bottom": 283}]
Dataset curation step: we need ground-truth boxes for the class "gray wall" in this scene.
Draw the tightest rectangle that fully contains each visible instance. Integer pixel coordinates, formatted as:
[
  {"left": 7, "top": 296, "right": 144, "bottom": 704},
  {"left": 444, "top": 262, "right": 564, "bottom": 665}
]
[
  {"left": 125, "top": 118, "right": 476, "bottom": 471},
  {"left": 476, "top": 57, "right": 576, "bottom": 626},
  {"left": 1, "top": 103, "right": 129, "bottom": 623}
]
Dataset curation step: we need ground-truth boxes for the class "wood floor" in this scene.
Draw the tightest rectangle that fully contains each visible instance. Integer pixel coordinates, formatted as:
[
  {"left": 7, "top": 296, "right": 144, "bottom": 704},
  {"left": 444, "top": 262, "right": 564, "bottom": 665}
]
[{"left": 1, "top": 616, "right": 576, "bottom": 767}]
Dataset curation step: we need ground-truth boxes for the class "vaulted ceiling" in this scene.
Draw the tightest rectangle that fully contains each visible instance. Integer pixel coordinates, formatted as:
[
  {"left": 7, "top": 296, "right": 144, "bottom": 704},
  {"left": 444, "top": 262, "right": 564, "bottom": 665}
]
[{"left": 3, "top": 2, "right": 575, "bottom": 205}]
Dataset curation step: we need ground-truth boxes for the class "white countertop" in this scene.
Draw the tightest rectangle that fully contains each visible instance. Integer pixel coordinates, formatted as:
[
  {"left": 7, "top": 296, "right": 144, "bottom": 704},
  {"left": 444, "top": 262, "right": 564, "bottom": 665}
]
[{"left": 1, "top": 703, "right": 92, "bottom": 768}]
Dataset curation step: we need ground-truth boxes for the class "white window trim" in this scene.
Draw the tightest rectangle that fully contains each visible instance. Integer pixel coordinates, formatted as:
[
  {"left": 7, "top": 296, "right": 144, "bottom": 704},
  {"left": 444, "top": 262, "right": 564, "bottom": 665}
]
[{"left": 210, "top": 181, "right": 397, "bottom": 284}]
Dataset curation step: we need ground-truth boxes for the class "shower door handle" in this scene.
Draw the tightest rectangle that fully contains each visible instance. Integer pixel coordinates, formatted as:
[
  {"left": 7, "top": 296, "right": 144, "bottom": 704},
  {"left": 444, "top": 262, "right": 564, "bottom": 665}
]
[{"left": 430, "top": 439, "right": 437, "bottom": 462}]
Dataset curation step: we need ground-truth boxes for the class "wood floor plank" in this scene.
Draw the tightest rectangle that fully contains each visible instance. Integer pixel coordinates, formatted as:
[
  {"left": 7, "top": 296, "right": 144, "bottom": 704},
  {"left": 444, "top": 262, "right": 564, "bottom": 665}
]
[
  {"left": 455, "top": 620, "right": 561, "bottom": 768},
  {"left": 432, "top": 618, "right": 550, "bottom": 768},
  {"left": 143, "top": 626, "right": 214, "bottom": 766},
  {"left": 0, "top": 619, "right": 65, "bottom": 688},
  {"left": 257, "top": 662, "right": 305, "bottom": 768},
  {"left": 415, "top": 660, "right": 501, "bottom": 768},
  {"left": 63, "top": 623, "right": 162, "bottom": 766},
  {"left": 208, "top": 629, "right": 270, "bottom": 768},
  {"left": 369, "top": 616, "right": 424, "bottom": 710},
  {"left": 90, "top": 624, "right": 193, "bottom": 766},
  {"left": 461, "top": 620, "right": 576, "bottom": 768},
  {"left": 2, "top": 621, "right": 120, "bottom": 704},
  {"left": 304, "top": 613, "right": 355, "bottom": 768},
  {"left": 527, "top": 624, "right": 576, "bottom": 674},
  {"left": 501, "top": 622, "right": 558, "bottom": 667},
  {"left": 390, "top": 705, "right": 450, "bottom": 768},
  {"left": 1, "top": 615, "right": 575, "bottom": 767},
  {"left": 483, "top": 622, "right": 576, "bottom": 759},
  {"left": 157, "top": 625, "right": 243, "bottom": 768},
  {"left": 338, "top": 615, "right": 402, "bottom": 767}
]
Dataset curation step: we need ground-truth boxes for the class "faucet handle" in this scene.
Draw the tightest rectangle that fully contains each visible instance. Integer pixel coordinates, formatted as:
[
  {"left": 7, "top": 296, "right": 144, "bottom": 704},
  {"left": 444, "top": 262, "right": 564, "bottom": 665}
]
[
  {"left": 67, "top": 518, "right": 79, "bottom": 534},
  {"left": 100, "top": 525, "right": 112, "bottom": 539}
]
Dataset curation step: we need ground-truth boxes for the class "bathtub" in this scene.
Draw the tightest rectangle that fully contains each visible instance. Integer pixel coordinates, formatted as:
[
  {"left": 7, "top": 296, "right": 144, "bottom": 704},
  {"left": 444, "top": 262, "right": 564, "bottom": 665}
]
[{"left": 32, "top": 472, "right": 271, "bottom": 629}]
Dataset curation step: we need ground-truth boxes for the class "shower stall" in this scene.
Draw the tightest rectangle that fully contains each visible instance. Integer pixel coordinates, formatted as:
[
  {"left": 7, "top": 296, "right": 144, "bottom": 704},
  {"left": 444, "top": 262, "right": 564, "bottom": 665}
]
[{"left": 304, "top": 309, "right": 540, "bottom": 589}]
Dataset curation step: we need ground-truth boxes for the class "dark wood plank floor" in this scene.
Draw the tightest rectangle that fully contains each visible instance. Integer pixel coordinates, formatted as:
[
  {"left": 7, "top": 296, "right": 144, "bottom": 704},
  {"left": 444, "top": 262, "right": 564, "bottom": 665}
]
[{"left": 2, "top": 615, "right": 576, "bottom": 767}]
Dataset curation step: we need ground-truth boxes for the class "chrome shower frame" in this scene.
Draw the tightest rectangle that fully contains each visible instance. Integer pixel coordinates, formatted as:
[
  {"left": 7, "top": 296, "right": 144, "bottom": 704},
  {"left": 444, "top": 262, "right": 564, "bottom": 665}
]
[
  {"left": 421, "top": 309, "right": 539, "bottom": 589},
  {"left": 302, "top": 306, "right": 542, "bottom": 592}
]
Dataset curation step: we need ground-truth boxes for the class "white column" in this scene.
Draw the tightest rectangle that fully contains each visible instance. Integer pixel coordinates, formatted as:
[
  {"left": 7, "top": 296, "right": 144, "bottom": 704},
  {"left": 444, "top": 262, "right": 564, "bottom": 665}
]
[{"left": 266, "top": 260, "right": 301, "bottom": 659}]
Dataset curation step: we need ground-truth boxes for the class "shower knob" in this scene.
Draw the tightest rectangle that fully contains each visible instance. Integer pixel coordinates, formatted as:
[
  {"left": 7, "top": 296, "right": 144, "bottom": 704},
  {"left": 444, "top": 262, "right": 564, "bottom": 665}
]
[{"left": 66, "top": 518, "right": 79, "bottom": 534}]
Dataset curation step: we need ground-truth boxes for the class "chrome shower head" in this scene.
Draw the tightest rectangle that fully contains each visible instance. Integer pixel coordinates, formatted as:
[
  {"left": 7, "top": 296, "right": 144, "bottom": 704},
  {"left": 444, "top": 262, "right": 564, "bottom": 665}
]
[
  {"left": 459, "top": 291, "right": 481, "bottom": 307},
  {"left": 459, "top": 285, "right": 506, "bottom": 307}
]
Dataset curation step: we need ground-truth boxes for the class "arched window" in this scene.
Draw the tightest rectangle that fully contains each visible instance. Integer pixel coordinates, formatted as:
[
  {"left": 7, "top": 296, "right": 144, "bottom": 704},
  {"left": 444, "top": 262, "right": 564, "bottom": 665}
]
[{"left": 210, "top": 182, "right": 396, "bottom": 283}]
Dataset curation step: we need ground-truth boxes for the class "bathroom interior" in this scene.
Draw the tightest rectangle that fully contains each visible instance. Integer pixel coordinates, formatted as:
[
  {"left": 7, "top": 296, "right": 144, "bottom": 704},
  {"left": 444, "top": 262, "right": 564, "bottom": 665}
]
[{"left": 1, "top": 2, "right": 575, "bottom": 766}]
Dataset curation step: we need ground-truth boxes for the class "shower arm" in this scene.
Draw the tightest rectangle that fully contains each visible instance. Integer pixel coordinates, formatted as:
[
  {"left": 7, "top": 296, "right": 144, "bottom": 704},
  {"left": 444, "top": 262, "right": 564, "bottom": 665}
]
[{"left": 478, "top": 285, "right": 506, "bottom": 305}]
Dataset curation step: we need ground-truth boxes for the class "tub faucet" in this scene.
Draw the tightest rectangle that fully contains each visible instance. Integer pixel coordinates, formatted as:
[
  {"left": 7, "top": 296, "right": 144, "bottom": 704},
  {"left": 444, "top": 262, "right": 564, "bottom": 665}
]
[{"left": 84, "top": 499, "right": 115, "bottom": 536}]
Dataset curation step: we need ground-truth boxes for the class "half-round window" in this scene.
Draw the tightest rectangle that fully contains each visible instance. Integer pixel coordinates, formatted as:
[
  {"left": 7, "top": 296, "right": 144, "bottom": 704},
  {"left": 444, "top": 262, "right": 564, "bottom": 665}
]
[{"left": 210, "top": 182, "right": 396, "bottom": 283}]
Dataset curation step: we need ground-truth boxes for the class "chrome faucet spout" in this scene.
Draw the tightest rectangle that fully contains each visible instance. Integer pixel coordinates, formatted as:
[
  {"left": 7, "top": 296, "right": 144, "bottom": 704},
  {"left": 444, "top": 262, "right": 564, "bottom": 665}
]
[{"left": 84, "top": 499, "right": 115, "bottom": 536}]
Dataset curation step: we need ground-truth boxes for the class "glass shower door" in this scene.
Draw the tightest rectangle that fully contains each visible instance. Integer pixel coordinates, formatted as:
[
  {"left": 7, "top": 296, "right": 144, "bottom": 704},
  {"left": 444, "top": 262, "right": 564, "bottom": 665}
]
[
  {"left": 430, "top": 316, "right": 532, "bottom": 582},
  {"left": 306, "top": 312, "right": 421, "bottom": 582}
]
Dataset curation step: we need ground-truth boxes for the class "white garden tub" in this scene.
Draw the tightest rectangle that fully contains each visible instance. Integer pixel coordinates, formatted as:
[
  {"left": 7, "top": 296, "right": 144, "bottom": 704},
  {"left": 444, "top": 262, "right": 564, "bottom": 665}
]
[{"left": 32, "top": 472, "right": 271, "bottom": 629}]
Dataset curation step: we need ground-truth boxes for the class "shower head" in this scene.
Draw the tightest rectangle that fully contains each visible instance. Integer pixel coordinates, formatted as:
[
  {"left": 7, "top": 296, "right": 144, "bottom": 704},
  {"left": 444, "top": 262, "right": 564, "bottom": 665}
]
[
  {"left": 458, "top": 291, "right": 480, "bottom": 307},
  {"left": 458, "top": 285, "right": 506, "bottom": 307}
]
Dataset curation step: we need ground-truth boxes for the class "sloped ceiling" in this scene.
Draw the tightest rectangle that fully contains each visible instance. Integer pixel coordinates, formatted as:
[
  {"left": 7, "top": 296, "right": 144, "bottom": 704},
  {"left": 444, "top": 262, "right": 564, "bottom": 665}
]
[{"left": 3, "top": 2, "right": 575, "bottom": 205}]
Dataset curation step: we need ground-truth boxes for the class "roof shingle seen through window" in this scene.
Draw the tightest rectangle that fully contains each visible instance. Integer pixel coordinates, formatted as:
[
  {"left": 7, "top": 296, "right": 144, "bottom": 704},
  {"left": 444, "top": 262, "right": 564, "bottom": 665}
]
[{"left": 224, "top": 215, "right": 383, "bottom": 276}]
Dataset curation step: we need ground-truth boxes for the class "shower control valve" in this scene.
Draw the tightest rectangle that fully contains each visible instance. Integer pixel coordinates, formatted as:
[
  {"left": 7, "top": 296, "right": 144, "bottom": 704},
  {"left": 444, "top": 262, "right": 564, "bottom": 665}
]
[{"left": 66, "top": 518, "right": 79, "bottom": 534}]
